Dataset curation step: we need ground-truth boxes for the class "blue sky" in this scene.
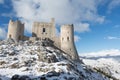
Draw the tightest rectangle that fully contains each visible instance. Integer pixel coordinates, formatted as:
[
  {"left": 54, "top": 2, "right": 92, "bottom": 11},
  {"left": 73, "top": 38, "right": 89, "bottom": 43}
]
[{"left": 0, "top": 0, "right": 120, "bottom": 54}]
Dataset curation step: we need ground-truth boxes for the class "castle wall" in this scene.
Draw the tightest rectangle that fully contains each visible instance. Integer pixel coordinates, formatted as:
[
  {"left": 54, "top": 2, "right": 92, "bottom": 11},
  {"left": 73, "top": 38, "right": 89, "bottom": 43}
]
[
  {"left": 7, "top": 20, "right": 24, "bottom": 42},
  {"left": 23, "top": 36, "right": 29, "bottom": 41},
  {"left": 53, "top": 36, "right": 61, "bottom": 48},
  {"left": 7, "top": 19, "right": 79, "bottom": 61},
  {"left": 60, "top": 24, "right": 79, "bottom": 61},
  {"left": 32, "top": 18, "right": 55, "bottom": 41}
]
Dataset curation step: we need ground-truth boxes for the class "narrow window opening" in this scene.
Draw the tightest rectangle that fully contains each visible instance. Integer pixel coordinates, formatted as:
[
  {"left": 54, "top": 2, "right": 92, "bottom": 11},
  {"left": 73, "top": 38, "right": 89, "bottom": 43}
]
[
  {"left": 62, "top": 37, "right": 64, "bottom": 41},
  {"left": 43, "top": 28, "right": 45, "bottom": 32},
  {"left": 67, "top": 37, "right": 69, "bottom": 41},
  {"left": 9, "top": 34, "right": 11, "bottom": 38}
]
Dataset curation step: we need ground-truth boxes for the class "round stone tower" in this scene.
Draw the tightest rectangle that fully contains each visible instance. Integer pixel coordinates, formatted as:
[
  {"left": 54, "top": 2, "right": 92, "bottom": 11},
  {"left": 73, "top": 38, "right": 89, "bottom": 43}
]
[
  {"left": 7, "top": 20, "right": 24, "bottom": 42},
  {"left": 60, "top": 24, "right": 79, "bottom": 61}
]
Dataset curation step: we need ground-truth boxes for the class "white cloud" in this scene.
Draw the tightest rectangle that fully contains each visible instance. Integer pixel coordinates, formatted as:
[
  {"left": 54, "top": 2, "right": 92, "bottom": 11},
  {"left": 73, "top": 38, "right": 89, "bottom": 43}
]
[
  {"left": 114, "top": 25, "right": 120, "bottom": 28},
  {"left": 81, "top": 49, "right": 120, "bottom": 57},
  {"left": 0, "top": 0, "right": 4, "bottom": 4},
  {"left": 105, "top": 36, "right": 120, "bottom": 40},
  {"left": 0, "top": 27, "right": 7, "bottom": 39},
  {"left": 74, "top": 35, "right": 81, "bottom": 42},
  {"left": 108, "top": 0, "right": 120, "bottom": 13},
  {"left": 96, "top": 16, "right": 105, "bottom": 24},
  {"left": 74, "top": 23, "right": 90, "bottom": 33},
  {"left": 11, "top": 0, "right": 105, "bottom": 33}
]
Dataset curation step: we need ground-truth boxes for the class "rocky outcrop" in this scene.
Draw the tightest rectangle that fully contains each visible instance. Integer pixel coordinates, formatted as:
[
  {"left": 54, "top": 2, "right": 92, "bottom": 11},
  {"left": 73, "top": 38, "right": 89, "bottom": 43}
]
[
  {"left": 11, "top": 75, "right": 31, "bottom": 80},
  {"left": 38, "top": 52, "right": 58, "bottom": 63}
]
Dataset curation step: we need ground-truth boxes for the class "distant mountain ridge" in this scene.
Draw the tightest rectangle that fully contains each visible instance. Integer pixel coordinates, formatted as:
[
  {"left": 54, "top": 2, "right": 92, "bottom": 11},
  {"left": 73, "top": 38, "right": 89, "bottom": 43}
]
[{"left": 81, "top": 50, "right": 120, "bottom": 80}]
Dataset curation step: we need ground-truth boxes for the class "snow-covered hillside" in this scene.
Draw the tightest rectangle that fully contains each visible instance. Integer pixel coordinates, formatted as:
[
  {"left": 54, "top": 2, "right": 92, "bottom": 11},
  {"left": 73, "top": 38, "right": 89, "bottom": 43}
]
[
  {"left": 0, "top": 40, "right": 108, "bottom": 80},
  {"left": 81, "top": 50, "right": 120, "bottom": 80}
]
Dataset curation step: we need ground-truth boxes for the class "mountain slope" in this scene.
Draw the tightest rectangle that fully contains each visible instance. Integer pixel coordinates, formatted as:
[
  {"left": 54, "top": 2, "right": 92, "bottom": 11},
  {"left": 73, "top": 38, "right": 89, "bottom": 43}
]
[
  {"left": 0, "top": 40, "right": 108, "bottom": 80},
  {"left": 81, "top": 51, "right": 120, "bottom": 80}
]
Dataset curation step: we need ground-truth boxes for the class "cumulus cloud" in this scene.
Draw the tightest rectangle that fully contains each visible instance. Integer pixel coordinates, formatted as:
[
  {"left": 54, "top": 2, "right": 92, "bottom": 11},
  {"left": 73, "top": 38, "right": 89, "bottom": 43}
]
[
  {"left": 0, "top": 0, "right": 4, "bottom": 4},
  {"left": 74, "top": 35, "right": 81, "bottom": 42},
  {"left": 108, "top": 0, "right": 120, "bottom": 13},
  {"left": 74, "top": 23, "right": 90, "bottom": 33},
  {"left": 0, "top": 27, "right": 7, "bottom": 39},
  {"left": 11, "top": 0, "right": 105, "bottom": 33},
  {"left": 105, "top": 36, "right": 120, "bottom": 40}
]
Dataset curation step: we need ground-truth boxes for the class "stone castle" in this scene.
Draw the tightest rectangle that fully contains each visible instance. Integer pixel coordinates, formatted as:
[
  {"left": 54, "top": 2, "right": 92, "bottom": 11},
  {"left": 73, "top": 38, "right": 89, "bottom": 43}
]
[{"left": 7, "top": 18, "right": 79, "bottom": 61}]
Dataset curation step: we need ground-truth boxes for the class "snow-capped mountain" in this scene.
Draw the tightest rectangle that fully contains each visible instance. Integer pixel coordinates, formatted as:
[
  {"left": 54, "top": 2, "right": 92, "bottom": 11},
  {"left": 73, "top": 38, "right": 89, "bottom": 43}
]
[
  {"left": 0, "top": 39, "right": 108, "bottom": 80},
  {"left": 81, "top": 50, "right": 120, "bottom": 80}
]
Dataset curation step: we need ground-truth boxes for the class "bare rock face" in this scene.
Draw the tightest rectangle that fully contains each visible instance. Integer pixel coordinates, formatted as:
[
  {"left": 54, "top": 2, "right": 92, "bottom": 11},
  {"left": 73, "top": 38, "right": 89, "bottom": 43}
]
[
  {"left": 40, "top": 76, "right": 47, "bottom": 80},
  {"left": 0, "top": 61, "right": 6, "bottom": 65},
  {"left": 19, "top": 75, "right": 31, "bottom": 80},
  {"left": 6, "top": 38, "right": 15, "bottom": 44},
  {"left": 8, "top": 51, "right": 16, "bottom": 56},
  {"left": 38, "top": 52, "right": 58, "bottom": 63},
  {"left": 11, "top": 75, "right": 31, "bottom": 80},
  {"left": 46, "top": 71, "right": 60, "bottom": 77},
  {"left": 11, "top": 74, "right": 20, "bottom": 80},
  {"left": 48, "top": 54, "right": 58, "bottom": 63}
]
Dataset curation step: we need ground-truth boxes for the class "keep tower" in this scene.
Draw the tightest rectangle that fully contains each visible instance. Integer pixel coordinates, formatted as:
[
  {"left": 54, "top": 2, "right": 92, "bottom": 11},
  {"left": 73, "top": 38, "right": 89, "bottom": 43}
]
[
  {"left": 7, "top": 20, "right": 24, "bottom": 42},
  {"left": 32, "top": 18, "right": 55, "bottom": 40},
  {"left": 60, "top": 24, "right": 79, "bottom": 61}
]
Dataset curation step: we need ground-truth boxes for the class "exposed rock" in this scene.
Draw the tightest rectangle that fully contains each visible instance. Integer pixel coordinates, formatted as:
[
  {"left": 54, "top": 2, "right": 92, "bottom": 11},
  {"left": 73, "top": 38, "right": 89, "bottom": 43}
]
[
  {"left": 46, "top": 71, "right": 60, "bottom": 77},
  {"left": 67, "top": 77, "right": 76, "bottom": 80},
  {"left": 19, "top": 75, "right": 31, "bottom": 80},
  {"left": 8, "top": 51, "right": 16, "bottom": 56},
  {"left": 38, "top": 52, "right": 47, "bottom": 62},
  {"left": 11, "top": 74, "right": 20, "bottom": 80},
  {"left": 10, "top": 63, "right": 19, "bottom": 68},
  {"left": 47, "top": 54, "right": 58, "bottom": 63},
  {"left": 40, "top": 76, "right": 47, "bottom": 80},
  {"left": 6, "top": 38, "right": 15, "bottom": 44},
  {"left": 38, "top": 52, "right": 58, "bottom": 63},
  {"left": 0, "top": 61, "right": 6, "bottom": 65},
  {"left": 11, "top": 75, "right": 31, "bottom": 80},
  {"left": 24, "top": 60, "right": 34, "bottom": 67},
  {"left": 13, "top": 57, "right": 18, "bottom": 60}
]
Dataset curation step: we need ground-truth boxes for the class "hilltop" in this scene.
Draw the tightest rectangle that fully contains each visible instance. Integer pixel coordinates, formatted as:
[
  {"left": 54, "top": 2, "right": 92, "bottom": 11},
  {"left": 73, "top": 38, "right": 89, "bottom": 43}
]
[{"left": 0, "top": 39, "right": 108, "bottom": 80}]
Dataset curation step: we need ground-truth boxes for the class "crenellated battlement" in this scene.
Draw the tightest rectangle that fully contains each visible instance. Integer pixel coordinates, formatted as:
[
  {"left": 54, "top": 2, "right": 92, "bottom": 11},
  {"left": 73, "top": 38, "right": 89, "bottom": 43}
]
[{"left": 9, "top": 20, "right": 24, "bottom": 25}]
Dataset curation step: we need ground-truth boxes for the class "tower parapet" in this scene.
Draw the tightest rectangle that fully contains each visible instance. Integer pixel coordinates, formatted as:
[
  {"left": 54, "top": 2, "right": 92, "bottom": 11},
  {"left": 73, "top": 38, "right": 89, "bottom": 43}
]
[
  {"left": 7, "top": 20, "right": 24, "bottom": 42},
  {"left": 60, "top": 24, "right": 79, "bottom": 61}
]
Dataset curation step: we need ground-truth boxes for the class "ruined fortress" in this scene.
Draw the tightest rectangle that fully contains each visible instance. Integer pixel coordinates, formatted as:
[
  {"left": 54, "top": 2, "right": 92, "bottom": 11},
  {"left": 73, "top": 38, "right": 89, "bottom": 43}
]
[{"left": 7, "top": 18, "right": 79, "bottom": 61}]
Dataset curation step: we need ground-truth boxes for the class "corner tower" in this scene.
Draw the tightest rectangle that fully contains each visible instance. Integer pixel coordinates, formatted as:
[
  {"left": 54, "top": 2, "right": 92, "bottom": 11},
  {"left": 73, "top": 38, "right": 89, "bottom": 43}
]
[
  {"left": 60, "top": 24, "right": 79, "bottom": 61},
  {"left": 7, "top": 20, "right": 24, "bottom": 42}
]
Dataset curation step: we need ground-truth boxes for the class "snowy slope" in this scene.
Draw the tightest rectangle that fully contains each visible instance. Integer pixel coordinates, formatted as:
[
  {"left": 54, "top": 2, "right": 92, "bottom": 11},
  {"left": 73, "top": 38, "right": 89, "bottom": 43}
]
[
  {"left": 81, "top": 50, "right": 120, "bottom": 80},
  {"left": 0, "top": 40, "right": 108, "bottom": 80}
]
